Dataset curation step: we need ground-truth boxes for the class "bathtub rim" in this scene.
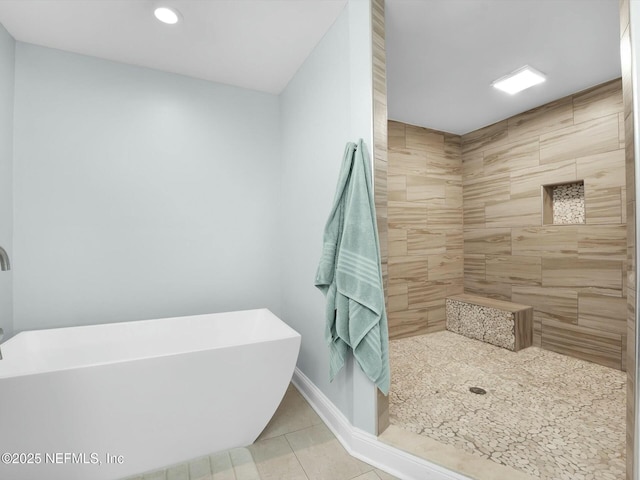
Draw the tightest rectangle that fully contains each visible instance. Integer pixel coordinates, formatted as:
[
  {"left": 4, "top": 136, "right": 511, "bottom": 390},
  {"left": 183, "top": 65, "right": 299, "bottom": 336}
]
[{"left": 0, "top": 308, "right": 300, "bottom": 379}]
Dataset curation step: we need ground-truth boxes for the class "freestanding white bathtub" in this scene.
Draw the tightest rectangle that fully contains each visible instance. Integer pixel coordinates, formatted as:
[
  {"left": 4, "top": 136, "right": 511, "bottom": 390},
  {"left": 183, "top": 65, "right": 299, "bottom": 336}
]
[{"left": 0, "top": 308, "right": 301, "bottom": 480}]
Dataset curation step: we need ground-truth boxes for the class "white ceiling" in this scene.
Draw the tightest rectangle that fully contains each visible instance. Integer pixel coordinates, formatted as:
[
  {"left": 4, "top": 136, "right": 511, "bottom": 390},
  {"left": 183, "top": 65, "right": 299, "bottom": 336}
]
[
  {"left": 0, "top": 0, "right": 348, "bottom": 95},
  {"left": 0, "top": 0, "right": 623, "bottom": 134},
  {"left": 386, "top": 0, "right": 622, "bottom": 135}
]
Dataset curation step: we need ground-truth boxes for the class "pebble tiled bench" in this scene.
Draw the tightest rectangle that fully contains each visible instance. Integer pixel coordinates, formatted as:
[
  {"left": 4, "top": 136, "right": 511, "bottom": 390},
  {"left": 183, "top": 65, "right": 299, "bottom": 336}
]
[{"left": 445, "top": 293, "right": 533, "bottom": 352}]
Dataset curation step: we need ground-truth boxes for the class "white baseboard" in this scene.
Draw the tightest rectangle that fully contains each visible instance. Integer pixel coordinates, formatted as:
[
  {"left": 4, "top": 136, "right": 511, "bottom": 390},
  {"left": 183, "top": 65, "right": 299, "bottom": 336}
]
[{"left": 292, "top": 367, "right": 471, "bottom": 480}]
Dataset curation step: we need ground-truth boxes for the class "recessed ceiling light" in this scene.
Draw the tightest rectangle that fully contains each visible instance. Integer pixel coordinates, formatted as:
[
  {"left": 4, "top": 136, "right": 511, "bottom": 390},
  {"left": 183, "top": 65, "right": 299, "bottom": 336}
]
[
  {"left": 491, "top": 65, "right": 546, "bottom": 95},
  {"left": 154, "top": 6, "right": 180, "bottom": 25}
]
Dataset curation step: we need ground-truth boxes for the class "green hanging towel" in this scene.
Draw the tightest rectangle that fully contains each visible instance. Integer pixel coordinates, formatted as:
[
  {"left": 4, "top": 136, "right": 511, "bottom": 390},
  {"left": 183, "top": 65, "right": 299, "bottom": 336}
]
[{"left": 315, "top": 139, "right": 390, "bottom": 395}]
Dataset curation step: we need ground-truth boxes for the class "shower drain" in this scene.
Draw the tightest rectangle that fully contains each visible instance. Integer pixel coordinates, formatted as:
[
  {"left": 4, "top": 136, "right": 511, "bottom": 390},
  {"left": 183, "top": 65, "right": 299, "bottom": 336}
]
[{"left": 469, "top": 386, "right": 487, "bottom": 395}]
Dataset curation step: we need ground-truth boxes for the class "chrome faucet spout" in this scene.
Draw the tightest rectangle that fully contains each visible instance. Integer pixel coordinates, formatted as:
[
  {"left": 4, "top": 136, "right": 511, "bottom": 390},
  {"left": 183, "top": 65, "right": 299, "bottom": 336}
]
[{"left": 0, "top": 247, "right": 9, "bottom": 271}]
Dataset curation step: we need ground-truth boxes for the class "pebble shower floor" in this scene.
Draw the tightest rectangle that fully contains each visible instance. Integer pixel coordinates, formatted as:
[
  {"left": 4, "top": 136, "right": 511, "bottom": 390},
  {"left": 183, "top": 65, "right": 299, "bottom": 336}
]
[{"left": 389, "top": 331, "right": 625, "bottom": 480}]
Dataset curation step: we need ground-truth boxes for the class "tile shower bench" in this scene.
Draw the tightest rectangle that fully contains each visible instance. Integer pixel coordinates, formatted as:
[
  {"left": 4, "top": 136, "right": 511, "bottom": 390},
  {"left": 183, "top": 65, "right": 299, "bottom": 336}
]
[{"left": 445, "top": 293, "right": 533, "bottom": 352}]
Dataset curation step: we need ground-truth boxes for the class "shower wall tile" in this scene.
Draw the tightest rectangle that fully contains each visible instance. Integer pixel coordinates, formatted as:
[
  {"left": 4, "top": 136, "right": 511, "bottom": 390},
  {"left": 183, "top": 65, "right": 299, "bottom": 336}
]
[
  {"left": 387, "top": 122, "right": 463, "bottom": 339},
  {"left": 446, "top": 229, "right": 464, "bottom": 254},
  {"left": 461, "top": 120, "right": 508, "bottom": 155},
  {"left": 622, "top": 318, "right": 628, "bottom": 371},
  {"left": 627, "top": 280, "right": 635, "bottom": 367},
  {"left": 578, "top": 293, "right": 627, "bottom": 335},
  {"left": 510, "top": 160, "right": 577, "bottom": 200},
  {"left": 621, "top": 0, "right": 637, "bottom": 470},
  {"left": 624, "top": 259, "right": 629, "bottom": 293},
  {"left": 539, "top": 114, "right": 620, "bottom": 164},
  {"left": 464, "top": 228, "right": 512, "bottom": 255},
  {"left": 507, "top": 95, "right": 574, "bottom": 139},
  {"left": 464, "top": 255, "right": 486, "bottom": 283},
  {"left": 585, "top": 186, "right": 623, "bottom": 224},
  {"left": 623, "top": 33, "right": 634, "bottom": 120},
  {"left": 372, "top": 0, "right": 388, "bottom": 435},
  {"left": 576, "top": 148, "right": 626, "bottom": 190},
  {"left": 532, "top": 318, "right": 542, "bottom": 346},
  {"left": 428, "top": 254, "right": 463, "bottom": 281},
  {"left": 425, "top": 164, "right": 461, "bottom": 183},
  {"left": 511, "top": 226, "right": 578, "bottom": 257},
  {"left": 388, "top": 175, "right": 406, "bottom": 201},
  {"left": 388, "top": 121, "right": 405, "bottom": 150},
  {"left": 388, "top": 283, "right": 408, "bottom": 313},
  {"left": 405, "top": 175, "right": 446, "bottom": 202},
  {"left": 541, "top": 319, "right": 622, "bottom": 369},
  {"left": 463, "top": 278, "right": 512, "bottom": 301},
  {"left": 485, "top": 196, "right": 540, "bottom": 228},
  {"left": 627, "top": 201, "right": 635, "bottom": 291},
  {"left": 463, "top": 172, "right": 510, "bottom": 203},
  {"left": 388, "top": 256, "right": 429, "bottom": 282},
  {"left": 511, "top": 285, "right": 578, "bottom": 325},
  {"left": 577, "top": 286, "right": 624, "bottom": 299},
  {"left": 573, "top": 79, "right": 624, "bottom": 125},
  {"left": 446, "top": 280, "right": 464, "bottom": 297},
  {"left": 406, "top": 229, "right": 446, "bottom": 256},
  {"left": 578, "top": 224, "right": 627, "bottom": 260},
  {"left": 485, "top": 255, "right": 542, "bottom": 285},
  {"left": 445, "top": 184, "right": 463, "bottom": 207},
  {"left": 461, "top": 152, "right": 484, "bottom": 183},
  {"left": 388, "top": 201, "right": 427, "bottom": 229},
  {"left": 427, "top": 304, "right": 446, "bottom": 332},
  {"left": 388, "top": 228, "right": 407, "bottom": 257},
  {"left": 405, "top": 125, "right": 444, "bottom": 153},
  {"left": 375, "top": 160, "right": 388, "bottom": 197},
  {"left": 427, "top": 205, "right": 463, "bottom": 227},
  {"left": 407, "top": 282, "right": 447, "bottom": 309},
  {"left": 387, "top": 148, "right": 428, "bottom": 176},
  {"left": 625, "top": 111, "right": 635, "bottom": 200},
  {"left": 463, "top": 203, "right": 485, "bottom": 227},
  {"left": 482, "top": 138, "right": 539, "bottom": 175},
  {"left": 460, "top": 78, "right": 626, "bottom": 370},
  {"left": 388, "top": 308, "right": 428, "bottom": 339},
  {"left": 444, "top": 132, "right": 462, "bottom": 161},
  {"left": 390, "top": 80, "right": 627, "bottom": 371},
  {"left": 541, "top": 258, "right": 623, "bottom": 289}
]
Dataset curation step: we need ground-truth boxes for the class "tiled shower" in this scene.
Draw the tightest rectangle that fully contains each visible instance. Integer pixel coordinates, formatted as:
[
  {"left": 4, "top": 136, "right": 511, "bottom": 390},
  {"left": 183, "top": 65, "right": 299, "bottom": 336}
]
[
  {"left": 388, "top": 78, "right": 627, "bottom": 370},
  {"left": 385, "top": 78, "right": 628, "bottom": 480}
]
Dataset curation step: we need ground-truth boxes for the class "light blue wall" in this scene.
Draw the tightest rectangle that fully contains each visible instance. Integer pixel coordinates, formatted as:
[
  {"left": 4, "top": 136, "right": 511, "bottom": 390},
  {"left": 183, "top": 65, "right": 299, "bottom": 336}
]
[
  {"left": 279, "top": 0, "right": 377, "bottom": 433},
  {"left": 0, "top": 23, "right": 14, "bottom": 338},
  {"left": 12, "top": 43, "right": 282, "bottom": 331},
  {"left": 7, "top": 0, "right": 379, "bottom": 434}
]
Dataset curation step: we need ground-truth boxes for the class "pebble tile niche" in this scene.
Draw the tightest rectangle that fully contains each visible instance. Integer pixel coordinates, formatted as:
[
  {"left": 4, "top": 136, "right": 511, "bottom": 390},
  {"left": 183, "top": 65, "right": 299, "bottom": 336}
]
[{"left": 543, "top": 181, "right": 585, "bottom": 225}]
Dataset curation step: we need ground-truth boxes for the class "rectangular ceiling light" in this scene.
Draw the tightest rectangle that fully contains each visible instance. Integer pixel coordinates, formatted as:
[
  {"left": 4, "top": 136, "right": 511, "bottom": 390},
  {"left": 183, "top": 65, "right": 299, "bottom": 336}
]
[{"left": 491, "top": 65, "right": 546, "bottom": 95}]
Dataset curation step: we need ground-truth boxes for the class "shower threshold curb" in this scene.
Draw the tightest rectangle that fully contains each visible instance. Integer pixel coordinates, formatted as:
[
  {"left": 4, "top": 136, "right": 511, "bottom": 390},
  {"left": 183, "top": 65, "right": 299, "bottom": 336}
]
[{"left": 292, "top": 367, "right": 472, "bottom": 480}]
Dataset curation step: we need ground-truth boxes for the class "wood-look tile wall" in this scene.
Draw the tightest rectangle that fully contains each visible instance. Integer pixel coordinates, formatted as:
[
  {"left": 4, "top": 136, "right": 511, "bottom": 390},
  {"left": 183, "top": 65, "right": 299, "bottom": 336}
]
[
  {"left": 371, "top": 0, "right": 390, "bottom": 435},
  {"left": 387, "top": 121, "right": 463, "bottom": 339},
  {"left": 619, "top": 0, "right": 635, "bottom": 477},
  {"left": 373, "top": 0, "right": 387, "bottom": 301},
  {"left": 462, "top": 78, "right": 627, "bottom": 371}
]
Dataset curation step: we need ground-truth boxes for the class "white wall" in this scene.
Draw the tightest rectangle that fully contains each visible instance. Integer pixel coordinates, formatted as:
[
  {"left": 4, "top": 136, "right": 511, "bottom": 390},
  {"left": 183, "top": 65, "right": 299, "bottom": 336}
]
[
  {"left": 12, "top": 43, "right": 282, "bottom": 331},
  {"left": 279, "top": 0, "right": 377, "bottom": 433},
  {"left": 0, "top": 23, "right": 14, "bottom": 338}
]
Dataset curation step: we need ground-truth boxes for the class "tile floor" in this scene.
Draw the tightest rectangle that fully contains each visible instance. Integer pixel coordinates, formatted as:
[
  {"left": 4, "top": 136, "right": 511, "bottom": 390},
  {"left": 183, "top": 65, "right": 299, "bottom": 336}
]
[
  {"left": 388, "top": 331, "right": 626, "bottom": 480},
  {"left": 124, "top": 384, "right": 398, "bottom": 480}
]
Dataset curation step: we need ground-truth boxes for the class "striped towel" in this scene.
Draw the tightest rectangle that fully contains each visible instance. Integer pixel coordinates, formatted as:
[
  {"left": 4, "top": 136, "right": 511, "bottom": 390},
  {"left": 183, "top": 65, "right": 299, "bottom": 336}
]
[{"left": 315, "top": 140, "right": 390, "bottom": 395}]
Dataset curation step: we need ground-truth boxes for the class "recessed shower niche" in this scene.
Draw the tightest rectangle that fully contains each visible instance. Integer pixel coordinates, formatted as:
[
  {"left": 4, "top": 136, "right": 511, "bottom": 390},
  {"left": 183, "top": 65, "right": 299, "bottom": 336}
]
[{"left": 542, "top": 180, "right": 585, "bottom": 225}]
